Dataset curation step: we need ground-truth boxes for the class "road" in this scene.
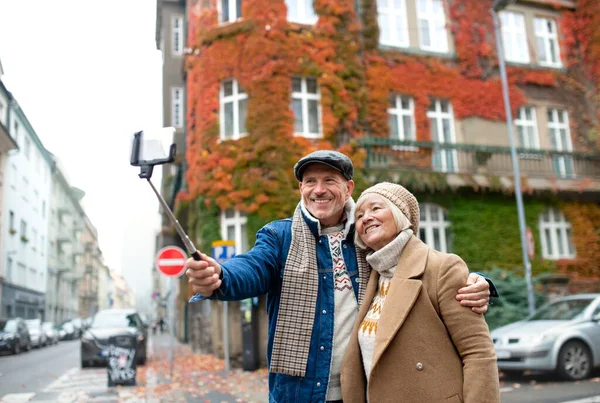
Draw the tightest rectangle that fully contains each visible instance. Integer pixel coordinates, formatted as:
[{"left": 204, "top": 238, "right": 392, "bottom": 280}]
[
  {"left": 1, "top": 340, "right": 600, "bottom": 402},
  {"left": 500, "top": 372, "right": 600, "bottom": 403},
  {"left": 0, "top": 340, "right": 80, "bottom": 396}
]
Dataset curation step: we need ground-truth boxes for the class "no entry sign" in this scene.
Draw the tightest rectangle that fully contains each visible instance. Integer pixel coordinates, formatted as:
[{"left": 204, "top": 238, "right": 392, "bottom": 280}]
[{"left": 155, "top": 246, "right": 187, "bottom": 277}]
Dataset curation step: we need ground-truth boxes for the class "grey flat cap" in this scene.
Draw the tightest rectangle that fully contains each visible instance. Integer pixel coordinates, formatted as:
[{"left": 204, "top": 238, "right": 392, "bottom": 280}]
[{"left": 294, "top": 150, "right": 354, "bottom": 181}]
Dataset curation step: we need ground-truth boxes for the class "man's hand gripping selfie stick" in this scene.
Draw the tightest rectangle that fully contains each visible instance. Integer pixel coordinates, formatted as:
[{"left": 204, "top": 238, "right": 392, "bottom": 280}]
[{"left": 130, "top": 129, "right": 201, "bottom": 262}]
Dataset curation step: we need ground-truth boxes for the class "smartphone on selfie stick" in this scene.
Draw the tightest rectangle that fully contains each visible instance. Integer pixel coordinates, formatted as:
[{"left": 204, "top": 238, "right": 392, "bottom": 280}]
[{"left": 129, "top": 127, "right": 201, "bottom": 262}]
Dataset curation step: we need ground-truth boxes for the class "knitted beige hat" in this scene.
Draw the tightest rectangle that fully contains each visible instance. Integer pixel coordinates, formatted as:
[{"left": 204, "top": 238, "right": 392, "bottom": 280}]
[{"left": 358, "top": 182, "right": 420, "bottom": 235}]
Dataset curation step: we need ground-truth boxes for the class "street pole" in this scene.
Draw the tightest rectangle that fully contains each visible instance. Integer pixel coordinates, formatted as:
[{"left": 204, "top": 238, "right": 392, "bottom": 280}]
[
  {"left": 224, "top": 301, "right": 230, "bottom": 371},
  {"left": 169, "top": 278, "right": 175, "bottom": 379},
  {"left": 492, "top": 6, "right": 536, "bottom": 316}
]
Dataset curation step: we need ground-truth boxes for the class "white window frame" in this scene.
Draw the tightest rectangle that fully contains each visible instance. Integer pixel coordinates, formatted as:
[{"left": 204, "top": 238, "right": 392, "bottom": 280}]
[
  {"left": 515, "top": 106, "right": 540, "bottom": 149},
  {"left": 286, "top": 0, "right": 318, "bottom": 25},
  {"left": 172, "top": 16, "right": 184, "bottom": 56},
  {"left": 218, "top": 0, "right": 242, "bottom": 24},
  {"left": 417, "top": 0, "right": 449, "bottom": 53},
  {"left": 419, "top": 203, "right": 451, "bottom": 252},
  {"left": 220, "top": 209, "right": 248, "bottom": 254},
  {"left": 292, "top": 77, "right": 322, "bottom": 138},
  {"left": 219, "top": 79, "right": 248, "bottom": 141},
  {"left": 377, "top": 0, "right": 409, "bottom": 48},
  {"left": 171, "top": 87, "right": 184, "bottom": 128},
  {"left": 539, "top": 208, "right": 575, "bottom": 259},
  {"left": 500, "top": 11, "right": 530, "bottom": 64},
  {"left": 534, "top": 17, "right": 561, "bottom": 68},
  {"left": 547, "top": 108, "right": 574, "bottom": 177},
  {"left": 388, "top": 94, "right": 416, "bottom": 143},
  {"left": 427, "top": 99, "right": 457, "bottom": 172}
]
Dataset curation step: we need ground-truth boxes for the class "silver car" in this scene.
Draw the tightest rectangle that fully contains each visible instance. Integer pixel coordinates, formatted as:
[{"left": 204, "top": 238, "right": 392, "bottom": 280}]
[{"left": 491, "top": 293, "right": 600, "bottom": 381}]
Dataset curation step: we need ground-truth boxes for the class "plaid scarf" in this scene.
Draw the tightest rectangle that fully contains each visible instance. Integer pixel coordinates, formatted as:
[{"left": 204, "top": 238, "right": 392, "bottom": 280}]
[{"left": 269, "top": 201, "right": 370, "bottom": 377}]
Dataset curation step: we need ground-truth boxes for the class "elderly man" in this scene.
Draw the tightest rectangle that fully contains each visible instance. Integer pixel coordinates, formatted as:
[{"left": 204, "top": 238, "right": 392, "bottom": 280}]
[{"left": 186, "top": 150, "right": 496, "bottom": 403}]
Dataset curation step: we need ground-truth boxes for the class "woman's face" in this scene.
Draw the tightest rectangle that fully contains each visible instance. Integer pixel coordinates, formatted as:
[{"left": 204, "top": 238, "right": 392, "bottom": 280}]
[{"left": 355, "top": 194, "right": 398, "bottom": 251}]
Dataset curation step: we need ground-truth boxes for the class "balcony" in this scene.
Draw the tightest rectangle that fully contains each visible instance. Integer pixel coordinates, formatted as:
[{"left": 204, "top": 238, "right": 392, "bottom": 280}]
[{"left": 359, "top": 138, "right": 600, "bottom": 191}]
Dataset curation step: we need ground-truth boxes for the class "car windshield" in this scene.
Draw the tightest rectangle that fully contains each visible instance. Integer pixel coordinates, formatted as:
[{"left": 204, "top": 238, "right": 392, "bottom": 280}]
[
  {"left": 528, "top": 298, "right": 594, "bottom": 321},
  {"left": 91, "top": 312, "right": 140, "bottom": 329},
  {"left": 0, "top": 320, "right": 17, "bottom": 332}
]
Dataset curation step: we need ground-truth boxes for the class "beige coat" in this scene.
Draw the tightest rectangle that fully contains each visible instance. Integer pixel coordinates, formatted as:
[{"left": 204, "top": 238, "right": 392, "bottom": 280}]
[{"left": 341, "top": 237, "right": 500, "bottom": 403}]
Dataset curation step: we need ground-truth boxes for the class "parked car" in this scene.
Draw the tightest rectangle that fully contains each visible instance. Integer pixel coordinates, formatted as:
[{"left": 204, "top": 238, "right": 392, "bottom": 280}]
[
  {"left": 57, "top": 321, "right": 77, "bottom": 340},
  {"left": 42, "top": 322, "right": 59, "bottom": 345},
  {"left": 0, "top": 318, "right": 31, "bottom": 354},
  {"left": 491, "top": 293, "right": 600, "bottom": 381},
  {"left": 81, "top": 308, "right": 148, "bottom": 368},
  {"left": 25, "top": 319, "right": 47, "bottom": 348}
]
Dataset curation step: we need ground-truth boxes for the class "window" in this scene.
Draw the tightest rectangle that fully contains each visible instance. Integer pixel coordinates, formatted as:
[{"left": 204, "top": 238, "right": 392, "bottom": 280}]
[
  {"left": 32, "top": 229, "right": 37, "bottom": 251},
  {"left": 417, "top": 0, "right": 448, "bottom": 52},
  {"left": 221, "top": 209, "right": 249, "bottom": 254},
  {"left": 377, "top": 0, "right": 409, "bottom": 47},
  {"left": 171, "top": 87, "right": 184, "bottom": 128},
  {"left": 515, "top": 106, "right": 539, "bottom": 149},
  {"left": 20, "top": 219, "right": 27, "bottom": 239},
  {"left": 42, "top": 200, "right": 46, "bottom": 218},
  {"left": 10, "top": 164, "right": 16, "bottom": 189},
  {"left": 9, "top": 211, "right": 15, "bottom": 232},
  {"left": 220, "top": 79, "right": 248, "bottom": 140},
  {"left": 6, "top": 258, "right": 12, "bottom": 282},
  {"left": 388, "top": 94, "right": 415, "bottom": 141},
  {"left": 36, "top": 152, "right": 41, "bottom": 173},
  {"left": 22, "top": 177, "right": 28, "bottom": 202},
  {"left": 13, "top": 121, "right": 19, "bottom": 144},
  {"left": 534, "top": 17, "right": 561, "bottom": 68},
  {"left": 539, "top": 208, "right": 575, "bottom": 259},
  {"left": 219, "top": 0, "right": 242, "bottom": 23},
  {"left": 41, "top": 235, "right": 45, "bottom": 256},
  {"left": 500, "top": 12, "right": 529, "bottom": 63},
  {"left": 292, "top": 77, "right": 321, "bottom": 138},
  {"left": 419, "top": 203, "right": 451, "bottom": 252},
  {"left": 286, "top": 0, "right": 317, "bottom": 25},
  {"left": 172, "top": 16, "right": 183, "bottom": 55},
  {"left": 427, "top": 99, "right": 457, "bottom": 172},
  {"left": 24, "top": 137, "right": 31, "bottom": 159},
  {"left": 547, "top": 108, "right": 573, "bottom": 178}
]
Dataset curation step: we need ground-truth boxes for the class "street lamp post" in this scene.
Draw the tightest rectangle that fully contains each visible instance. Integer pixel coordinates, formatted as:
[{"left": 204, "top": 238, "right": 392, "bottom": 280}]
[{"left": 492, "top": 0, "right": 536, "bottom": 316}]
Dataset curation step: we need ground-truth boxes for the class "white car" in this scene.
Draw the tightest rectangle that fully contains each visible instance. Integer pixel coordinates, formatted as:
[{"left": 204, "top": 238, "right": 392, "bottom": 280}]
[
  {"left": 25, "top": 319, "right": 47, "bottom": 348},
  {"left": 491, "top": 293, "right": 600, "bottom": 381}
]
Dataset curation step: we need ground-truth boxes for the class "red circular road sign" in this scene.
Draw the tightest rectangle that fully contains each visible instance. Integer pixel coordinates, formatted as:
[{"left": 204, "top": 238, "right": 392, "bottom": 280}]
[{"left": 155, "top": 246, "right": 187, "bottom": 277}]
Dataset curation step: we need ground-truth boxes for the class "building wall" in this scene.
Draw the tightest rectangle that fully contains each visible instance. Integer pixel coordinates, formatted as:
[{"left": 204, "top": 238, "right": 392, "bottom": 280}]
[{"left": 1, "top": 102, "right": 52, "bottom": 320}]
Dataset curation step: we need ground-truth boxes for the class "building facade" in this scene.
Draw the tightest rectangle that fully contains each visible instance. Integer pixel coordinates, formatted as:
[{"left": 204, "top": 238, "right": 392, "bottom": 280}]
[
  {"left": 1, "top": 91, "right": 53, "bottom": 320},
  {"left": 78, "top": 215, "right": 101, "bottom": 318},
  {"left": 45, "top": 157, "right": 86, "bottom": 323},
  {"left": 181, "top": 0, "right": 600, "bottom": 362}
]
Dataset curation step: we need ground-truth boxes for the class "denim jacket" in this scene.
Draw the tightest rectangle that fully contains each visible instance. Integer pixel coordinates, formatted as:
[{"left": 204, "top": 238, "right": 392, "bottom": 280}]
[{"left": 191, "top": 207, "right": 360, "bottom": 403}]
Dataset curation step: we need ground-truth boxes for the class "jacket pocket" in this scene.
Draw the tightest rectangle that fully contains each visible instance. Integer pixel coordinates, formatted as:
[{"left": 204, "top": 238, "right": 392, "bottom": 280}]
[{"left": 445, "top": 394, "right": 463, "bottom": 403}]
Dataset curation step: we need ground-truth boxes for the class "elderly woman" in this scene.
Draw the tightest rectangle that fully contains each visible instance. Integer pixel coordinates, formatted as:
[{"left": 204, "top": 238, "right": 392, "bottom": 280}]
[{"left": 341, "top": 182, "right": 500, "bottom": 403}]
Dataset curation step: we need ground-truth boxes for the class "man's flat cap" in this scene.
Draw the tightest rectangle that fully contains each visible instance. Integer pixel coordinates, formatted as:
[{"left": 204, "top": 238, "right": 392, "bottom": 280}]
[{"left": 294, "top": 150, "right": 354, "bottom": 181}]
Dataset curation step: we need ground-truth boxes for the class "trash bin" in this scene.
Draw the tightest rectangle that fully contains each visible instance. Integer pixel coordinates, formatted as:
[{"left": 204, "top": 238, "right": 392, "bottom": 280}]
[
  {"left": 106, "top": 333, "right": 137, "bottom": 387},
  {"left": 240, "top": 297, "right": 259, "bottom": 371}
]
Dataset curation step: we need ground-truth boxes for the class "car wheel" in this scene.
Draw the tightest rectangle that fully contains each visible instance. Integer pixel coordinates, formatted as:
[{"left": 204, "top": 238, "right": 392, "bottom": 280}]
[
  {"left": 557, "top": 340, "right": 592, "bottom": 381},
  {"left": 501, "top": 370, "right": 524, "bottom": 379},
  {"left": 25, "top": 342, "right": 32, "bottom": 352},
  {"left": 81, "top": 360, "right": 90, "bottom": 368},
  {"left": 137, "top": 355, "right": 146, "bottom": 366},
  {"left": 13, "top": 342, "right": 20, "bottom": 355}
]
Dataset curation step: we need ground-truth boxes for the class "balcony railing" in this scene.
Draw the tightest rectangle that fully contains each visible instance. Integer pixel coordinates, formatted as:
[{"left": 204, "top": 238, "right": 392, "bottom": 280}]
[{"left": 359, "top": 138, "right": 600, "bottom": 179}]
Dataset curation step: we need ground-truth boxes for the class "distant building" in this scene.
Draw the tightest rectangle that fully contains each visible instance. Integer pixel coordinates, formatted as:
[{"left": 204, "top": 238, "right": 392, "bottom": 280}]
[{"left": 0, "top": 89, "right": 53, "bottom": 320}]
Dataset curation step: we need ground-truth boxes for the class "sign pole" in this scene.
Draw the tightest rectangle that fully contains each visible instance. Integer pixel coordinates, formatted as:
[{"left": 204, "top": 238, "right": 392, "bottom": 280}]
[
  {"left": 169, "top": 277, "right": 175, "bottom": 380},
  {"left": 211, "top": 240, "right": 235, "bottom": 372},
  {"left": 224, "top": 301, "right": 230, "bottom": 371}
]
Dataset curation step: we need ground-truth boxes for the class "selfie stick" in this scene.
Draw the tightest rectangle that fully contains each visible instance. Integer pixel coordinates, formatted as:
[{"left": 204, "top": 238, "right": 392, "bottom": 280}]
[{"left": 130, "top": 130, "right": 201, "bottom": 261}]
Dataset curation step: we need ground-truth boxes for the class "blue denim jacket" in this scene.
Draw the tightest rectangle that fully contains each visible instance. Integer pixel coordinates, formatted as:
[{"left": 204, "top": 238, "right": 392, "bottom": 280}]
[{"left": 191, "top": 208, "right": 360, "bottom": 402}]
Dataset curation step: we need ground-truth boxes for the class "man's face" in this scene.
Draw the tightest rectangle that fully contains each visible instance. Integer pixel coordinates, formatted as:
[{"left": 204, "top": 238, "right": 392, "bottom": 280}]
[{"left": 299, "top": 164, "right": 355, "bottom": 227}]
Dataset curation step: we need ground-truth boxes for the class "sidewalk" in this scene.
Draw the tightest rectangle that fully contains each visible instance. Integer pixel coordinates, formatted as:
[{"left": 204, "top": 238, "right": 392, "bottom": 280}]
[{"left": 128, "top": 332, "right": 269, "bottom": 402}]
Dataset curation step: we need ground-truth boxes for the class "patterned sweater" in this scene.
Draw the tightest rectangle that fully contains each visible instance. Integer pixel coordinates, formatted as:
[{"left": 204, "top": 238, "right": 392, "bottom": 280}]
[{"left": 358, "top": 230, "right": 413, "bottom": 380}]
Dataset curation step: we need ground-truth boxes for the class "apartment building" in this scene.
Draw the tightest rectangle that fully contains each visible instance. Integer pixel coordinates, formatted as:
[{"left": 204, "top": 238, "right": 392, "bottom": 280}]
[
  {"left": 78, "top": 215, "right": 101, "bottom": 318},
  {"left": 180, "top": 0, "right": 600, "bottom": 363},
  {"left": 45, "top": 156, "right": 86, "bottom": 323},
  {"left": 0, "top": 61, "right": 19, "bottom": 310},
  {"left": 155, "top": 0, "right": 190, "bottom": 341},
  {"left": 0, "top": 92, "right": 53, "bottom": 319}
]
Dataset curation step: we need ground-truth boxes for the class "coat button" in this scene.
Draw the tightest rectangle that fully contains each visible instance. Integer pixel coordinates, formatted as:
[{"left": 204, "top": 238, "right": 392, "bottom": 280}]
[{"left": 416, "top": 362, "right": 424, "bottom": 371}]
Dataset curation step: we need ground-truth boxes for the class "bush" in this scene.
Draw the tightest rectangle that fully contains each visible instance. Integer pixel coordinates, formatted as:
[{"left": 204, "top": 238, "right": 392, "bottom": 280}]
[{"left": 479, "top": 267, "right": 546, "bottom": 330}]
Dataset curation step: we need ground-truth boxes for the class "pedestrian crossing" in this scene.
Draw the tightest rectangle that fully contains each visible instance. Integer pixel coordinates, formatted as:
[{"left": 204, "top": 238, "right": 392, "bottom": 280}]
[{"left": 0, "top": 365, "right": 156, "bottom": 403}]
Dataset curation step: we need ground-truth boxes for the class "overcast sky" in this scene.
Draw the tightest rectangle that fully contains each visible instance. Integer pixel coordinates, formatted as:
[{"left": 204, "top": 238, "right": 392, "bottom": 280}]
[{"left": 0, "top": 0, "right": 165, "bottom": 311}]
